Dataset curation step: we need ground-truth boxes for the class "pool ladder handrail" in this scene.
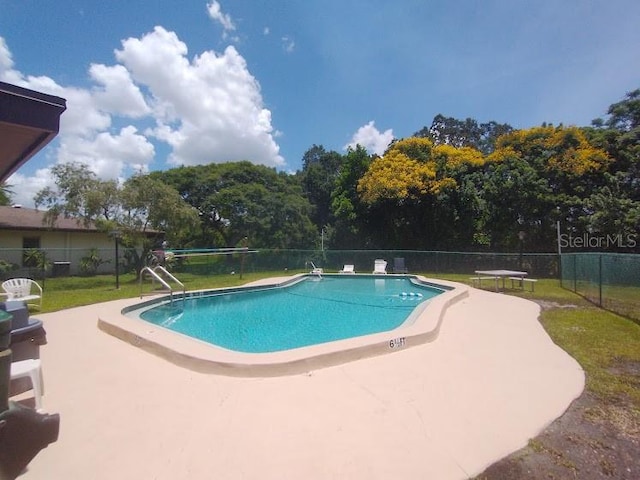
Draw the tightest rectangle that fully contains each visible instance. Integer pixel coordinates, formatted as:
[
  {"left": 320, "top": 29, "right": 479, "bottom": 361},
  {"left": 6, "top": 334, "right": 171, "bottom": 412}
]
[
  {"left": 140, "top": 265, "right": 186, "bottom": 303},
  {"left": 307, "top": 261, "right": 323, "bottom": 278}
]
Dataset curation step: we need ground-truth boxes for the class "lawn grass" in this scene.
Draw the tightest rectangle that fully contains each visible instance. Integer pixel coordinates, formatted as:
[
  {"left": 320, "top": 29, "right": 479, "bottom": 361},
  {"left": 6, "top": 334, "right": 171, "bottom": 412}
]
[
  {"left": 37, "top": 270, "right": 300, "bottom": 313},
  {"left": 542, "top": 307, "right": 640, "bottom": 406},
  {"left": 34, "top": 269, "right": 640, "bottom": 410}
]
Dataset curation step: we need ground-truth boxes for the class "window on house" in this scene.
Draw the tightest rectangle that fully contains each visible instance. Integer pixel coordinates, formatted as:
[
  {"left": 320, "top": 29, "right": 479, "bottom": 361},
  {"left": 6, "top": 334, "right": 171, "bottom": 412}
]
[{"left": 22, "top": 237, "right": 41, "bottom": 267}]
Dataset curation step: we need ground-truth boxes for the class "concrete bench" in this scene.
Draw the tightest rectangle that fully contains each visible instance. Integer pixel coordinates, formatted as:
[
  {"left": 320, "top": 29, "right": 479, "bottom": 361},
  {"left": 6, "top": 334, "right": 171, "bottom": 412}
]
[{"left": 509, "top": 276, "right": 538, "bottom": 292}]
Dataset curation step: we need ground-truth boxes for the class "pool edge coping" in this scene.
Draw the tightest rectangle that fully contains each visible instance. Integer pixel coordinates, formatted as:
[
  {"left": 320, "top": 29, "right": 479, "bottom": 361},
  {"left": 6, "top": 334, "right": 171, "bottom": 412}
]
[{"left": 97, "top": 275, "right": 469, "bottom": 377}]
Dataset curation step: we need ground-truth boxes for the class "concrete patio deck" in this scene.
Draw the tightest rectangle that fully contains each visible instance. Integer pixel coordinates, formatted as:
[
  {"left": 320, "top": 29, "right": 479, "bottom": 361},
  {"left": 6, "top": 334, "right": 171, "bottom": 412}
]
[{"left": 18, "top": 282, "right": 584, "bottom": 480}]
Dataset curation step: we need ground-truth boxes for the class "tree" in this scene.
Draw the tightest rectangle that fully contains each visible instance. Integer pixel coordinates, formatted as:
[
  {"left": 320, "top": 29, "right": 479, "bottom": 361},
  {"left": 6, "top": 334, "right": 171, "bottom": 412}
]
[
  {"left": 0, "top": 183, "right": 12, "bottom": 205},
  {"left": 604, "top": 88, "right": 640, "bottom": 132},
  {"left": 580, "top": 174, "right": 640, "bottom": 251},
  {"left": 34, "top": 162, "right": 200, "bottom": 275},
  {"left": 590, "top": 89, "right": 640, "bottom": 199},
  {"left": 492, "top": 126, "right": 612, "bottom": 197},
  {"left": 154, "top": 162, "right": 317, "bottom": 249},
  {"left": 299, "top": 145, "right": 344, "bottom": 229},
  {"left": 34, "top": 162, "right": 120, "bottom": 229},
  {"left": 120, "top": 174, "right": 200, "bottom": 245},
  {"left": 357, "top": 137, "right": 486, "bottom": 249},
  {"left": 414, "top": 114, "right": 513, "bottom": 154},
  {"left": 330, "top": 145, "right": 373, "bottom": 248},
  {"left": 478, "top": 155, "right": 555, "bottom": 251}
]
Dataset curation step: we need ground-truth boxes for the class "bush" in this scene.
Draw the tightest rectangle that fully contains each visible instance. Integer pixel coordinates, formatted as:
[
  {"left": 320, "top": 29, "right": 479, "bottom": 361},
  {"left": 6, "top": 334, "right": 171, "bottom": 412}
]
[{"left": 79, "top": 248, "right": 110, "bottom": 276}]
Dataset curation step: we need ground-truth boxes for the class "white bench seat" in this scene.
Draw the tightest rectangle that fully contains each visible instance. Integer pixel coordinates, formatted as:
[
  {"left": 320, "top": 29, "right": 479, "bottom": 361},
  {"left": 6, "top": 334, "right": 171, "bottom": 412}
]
[{"left": 509, "top": 276, "right": 538, "bottom": 291}]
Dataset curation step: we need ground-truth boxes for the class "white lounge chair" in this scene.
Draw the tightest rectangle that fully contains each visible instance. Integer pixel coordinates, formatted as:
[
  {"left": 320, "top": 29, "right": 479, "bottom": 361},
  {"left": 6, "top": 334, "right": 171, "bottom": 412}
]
[
  {"left": 2, "top": 278, "right": 43, "bottom": 310},
  {"left": 339, "top": 264, "right": 355, "bottom": 274},
  {"left": 372, "top": 259, "right": 387, "bottom": 274}
]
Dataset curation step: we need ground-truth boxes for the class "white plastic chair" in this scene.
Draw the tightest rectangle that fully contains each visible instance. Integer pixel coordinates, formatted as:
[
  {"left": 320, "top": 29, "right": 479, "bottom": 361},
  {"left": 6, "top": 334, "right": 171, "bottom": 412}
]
[
  {"left": 2, "top": 278, "right": 43, "bottom": 310},
  {"left": 10, "top": 358, "right": 44, "bottom": 411},
  {"left": 372, "top": 259, "right": 387, "bottom": 274},
  {"left": 339, "top": 264, "right": 355, "bottom": 274}
]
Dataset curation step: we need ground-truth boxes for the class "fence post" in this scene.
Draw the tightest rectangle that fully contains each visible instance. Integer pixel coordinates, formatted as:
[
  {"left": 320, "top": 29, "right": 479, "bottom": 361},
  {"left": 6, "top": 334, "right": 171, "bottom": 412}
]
[{"left": 598, "top": 254, "right": 603, "bottom": 307}]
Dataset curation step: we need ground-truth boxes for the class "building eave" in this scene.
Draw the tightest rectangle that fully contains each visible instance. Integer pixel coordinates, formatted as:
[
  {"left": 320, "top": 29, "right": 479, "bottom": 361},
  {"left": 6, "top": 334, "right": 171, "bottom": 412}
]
[{"left": 0, "top": 81, "right": 67, "bottom": 182}]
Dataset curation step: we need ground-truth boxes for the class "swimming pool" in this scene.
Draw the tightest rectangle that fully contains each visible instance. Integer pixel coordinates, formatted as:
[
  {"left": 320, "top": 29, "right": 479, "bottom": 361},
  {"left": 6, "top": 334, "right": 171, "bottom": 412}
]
[
  {"left": 101, "top": 274, "right": 466, "bottom": 376},
  {"left": 133, "top": 275, "right": 444, "bottom": 353}
]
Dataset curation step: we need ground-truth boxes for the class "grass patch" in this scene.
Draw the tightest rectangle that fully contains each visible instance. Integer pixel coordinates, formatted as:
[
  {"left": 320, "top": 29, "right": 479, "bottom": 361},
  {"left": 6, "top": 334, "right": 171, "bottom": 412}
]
[
  {"left": 540, "top": 306, "right": 640, "bottom": 406},
  {"left": 36, "top": 270, "right": 298, "bottom": 313}
]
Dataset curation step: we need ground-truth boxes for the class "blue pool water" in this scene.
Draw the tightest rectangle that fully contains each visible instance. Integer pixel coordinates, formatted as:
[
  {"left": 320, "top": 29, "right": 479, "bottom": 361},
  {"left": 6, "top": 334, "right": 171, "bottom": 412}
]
[{"left": 136, "top": 276, "right": 444, "bottom": 353}]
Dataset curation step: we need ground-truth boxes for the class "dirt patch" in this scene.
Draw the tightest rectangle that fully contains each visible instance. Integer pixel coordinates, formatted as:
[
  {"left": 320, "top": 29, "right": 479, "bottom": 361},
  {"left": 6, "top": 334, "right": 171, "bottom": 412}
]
[
  {"left": 474, "top": 387, "right": 640, "bottom": 480},
  {"left": 534, "top": 300, "right": 580, "bottom": 311}
]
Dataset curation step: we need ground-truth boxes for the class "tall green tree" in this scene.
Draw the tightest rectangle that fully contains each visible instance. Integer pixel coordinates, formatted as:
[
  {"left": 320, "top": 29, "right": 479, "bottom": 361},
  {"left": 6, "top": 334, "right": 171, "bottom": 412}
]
[
  {"left": 414, "top": 114, "right": 513, "bottom": 154},
  {"left": 481, "top": 125, "right": 613, "bottom": 250},
  {"left": 154, "top": 162, "right": 317, "bottom": 249},
  {"left": 590, "top": 89, "right": 640, "bottom": 201},
  {"left": 357, "top": 138, "right": 486, "bottom": 249},
  {"left": 34, "top": 162, "right": 199, "bottom": 273},
  {"left": 34, "top": 162, "right": 120, "bottom": 229},
  {"left": 330, "top": 145, "right": 373, "bottom": 248},
  {"left": 299, "top": 145, "right": 344, "bottom": 229}
]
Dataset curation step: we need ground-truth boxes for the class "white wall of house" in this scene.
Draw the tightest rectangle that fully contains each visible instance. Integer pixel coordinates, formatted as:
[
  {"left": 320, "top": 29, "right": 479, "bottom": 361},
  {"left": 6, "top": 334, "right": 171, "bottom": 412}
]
[{"left": 0, "top": 229, "right": 117, "bottom": 275}]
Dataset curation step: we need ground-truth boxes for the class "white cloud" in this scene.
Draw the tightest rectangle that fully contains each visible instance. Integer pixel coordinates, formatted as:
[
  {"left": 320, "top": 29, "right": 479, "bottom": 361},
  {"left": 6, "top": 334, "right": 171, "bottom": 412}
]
[
  {"left": 6, "top": 169, "right": 55, "bottom": 209},
  {"left": 89, "top": 63, "right": 150, "bottom": 118},
  {"left": 0, "top": 37, "right": 16, "bottom": 74},
  {"left": 207, "top": 1, "right": 235, "bottom": 36},
  {"left": 345, "top": 121, "right": 394, "bottom": 156},
  {"left": 281, "top": 36, "right": 295, "bottom": 53},
  {"left": 7, "top": 126, "right": 155, "bottom": 208},
  {"left": 1, "top": 24, "right": 285, "bottom": 207},
  {"left": 57, "top": 126, "right": 155, "bottom": 180},
  {"left": 115, "top": 27, "right": 284, "bottom": 167}
]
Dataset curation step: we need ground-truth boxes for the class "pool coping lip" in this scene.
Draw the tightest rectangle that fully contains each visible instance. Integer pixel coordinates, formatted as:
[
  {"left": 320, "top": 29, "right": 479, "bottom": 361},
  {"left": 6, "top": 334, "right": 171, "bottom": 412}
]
[{"left": 98, "top": 274, "right": 469, "bottom": 377}]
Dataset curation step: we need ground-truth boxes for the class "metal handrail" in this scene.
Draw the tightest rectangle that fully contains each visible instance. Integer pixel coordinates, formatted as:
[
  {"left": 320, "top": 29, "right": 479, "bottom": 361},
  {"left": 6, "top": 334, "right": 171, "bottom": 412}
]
[{"left": 139, "top": 266, "right": 185, "bottom": 302}]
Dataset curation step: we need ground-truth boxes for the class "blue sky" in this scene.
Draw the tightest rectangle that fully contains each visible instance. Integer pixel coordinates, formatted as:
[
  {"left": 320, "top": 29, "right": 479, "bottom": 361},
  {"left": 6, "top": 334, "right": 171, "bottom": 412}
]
[{"left": 1, "top": 0, "right": 639, "bottom": 207}]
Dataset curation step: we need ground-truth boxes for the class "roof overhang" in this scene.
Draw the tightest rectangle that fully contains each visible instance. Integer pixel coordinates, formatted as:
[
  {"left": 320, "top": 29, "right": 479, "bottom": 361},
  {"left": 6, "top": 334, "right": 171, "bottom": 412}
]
[{"left": 0, "top": 81, "right": 67, "bottom": 182}]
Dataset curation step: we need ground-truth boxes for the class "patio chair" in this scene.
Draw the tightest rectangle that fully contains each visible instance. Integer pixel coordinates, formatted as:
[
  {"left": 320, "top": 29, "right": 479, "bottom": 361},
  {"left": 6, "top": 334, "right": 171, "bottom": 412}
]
[
  {"left": 372, "top": 259, "right": 387, "bottom": 274},
  {"left": 339, "top": 264, "right": 355, "bottom": 274},
  {"left": 2, "top": 278, "right": 43, "bottom": 310},
  {"left": 10, "top": 358, "right": 44, "bottom": 411},
  {"left": 392, "top": 257, "right": 408, "bottom": 274}
]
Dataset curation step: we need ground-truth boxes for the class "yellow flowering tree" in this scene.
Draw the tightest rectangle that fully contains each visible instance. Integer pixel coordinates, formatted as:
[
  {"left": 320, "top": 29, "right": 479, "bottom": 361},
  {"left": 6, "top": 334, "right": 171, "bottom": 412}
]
[
  {"left": 356, "top": 137, "right": 486, "bottom": 248},
  {"left": 493, "top": 125, "right": 611, "bottom": 177}
]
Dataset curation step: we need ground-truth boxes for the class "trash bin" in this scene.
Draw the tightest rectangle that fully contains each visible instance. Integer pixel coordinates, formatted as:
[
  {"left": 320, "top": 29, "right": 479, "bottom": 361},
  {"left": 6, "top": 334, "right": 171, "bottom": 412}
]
[{"left": 52, "top": 261, "right": 71, "bottom": 277}]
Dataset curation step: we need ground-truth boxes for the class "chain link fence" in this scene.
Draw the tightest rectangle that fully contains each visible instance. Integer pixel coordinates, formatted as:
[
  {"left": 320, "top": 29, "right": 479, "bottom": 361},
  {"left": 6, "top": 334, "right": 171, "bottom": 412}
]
[
  {"left": 560, "top": 252, "right": 640, "bottom": 322},
  {"left": 1, "top": 247, "right": 560, "bottom": 280},
  {"left": 230, "top": 250, "right": 559, "bottom": 277}
]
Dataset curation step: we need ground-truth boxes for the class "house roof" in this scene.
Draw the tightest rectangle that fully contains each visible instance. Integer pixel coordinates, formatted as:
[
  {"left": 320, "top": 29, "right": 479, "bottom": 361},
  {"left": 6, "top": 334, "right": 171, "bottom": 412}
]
[
  {"left": 0, "top": 205, "right": 99, "bottom": 232},
  {"left": 0, "top": 205, "right": 162, "bottom": 236},
  {"left": 0, "top": 81, "right": 66, "bottom": 182}
]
